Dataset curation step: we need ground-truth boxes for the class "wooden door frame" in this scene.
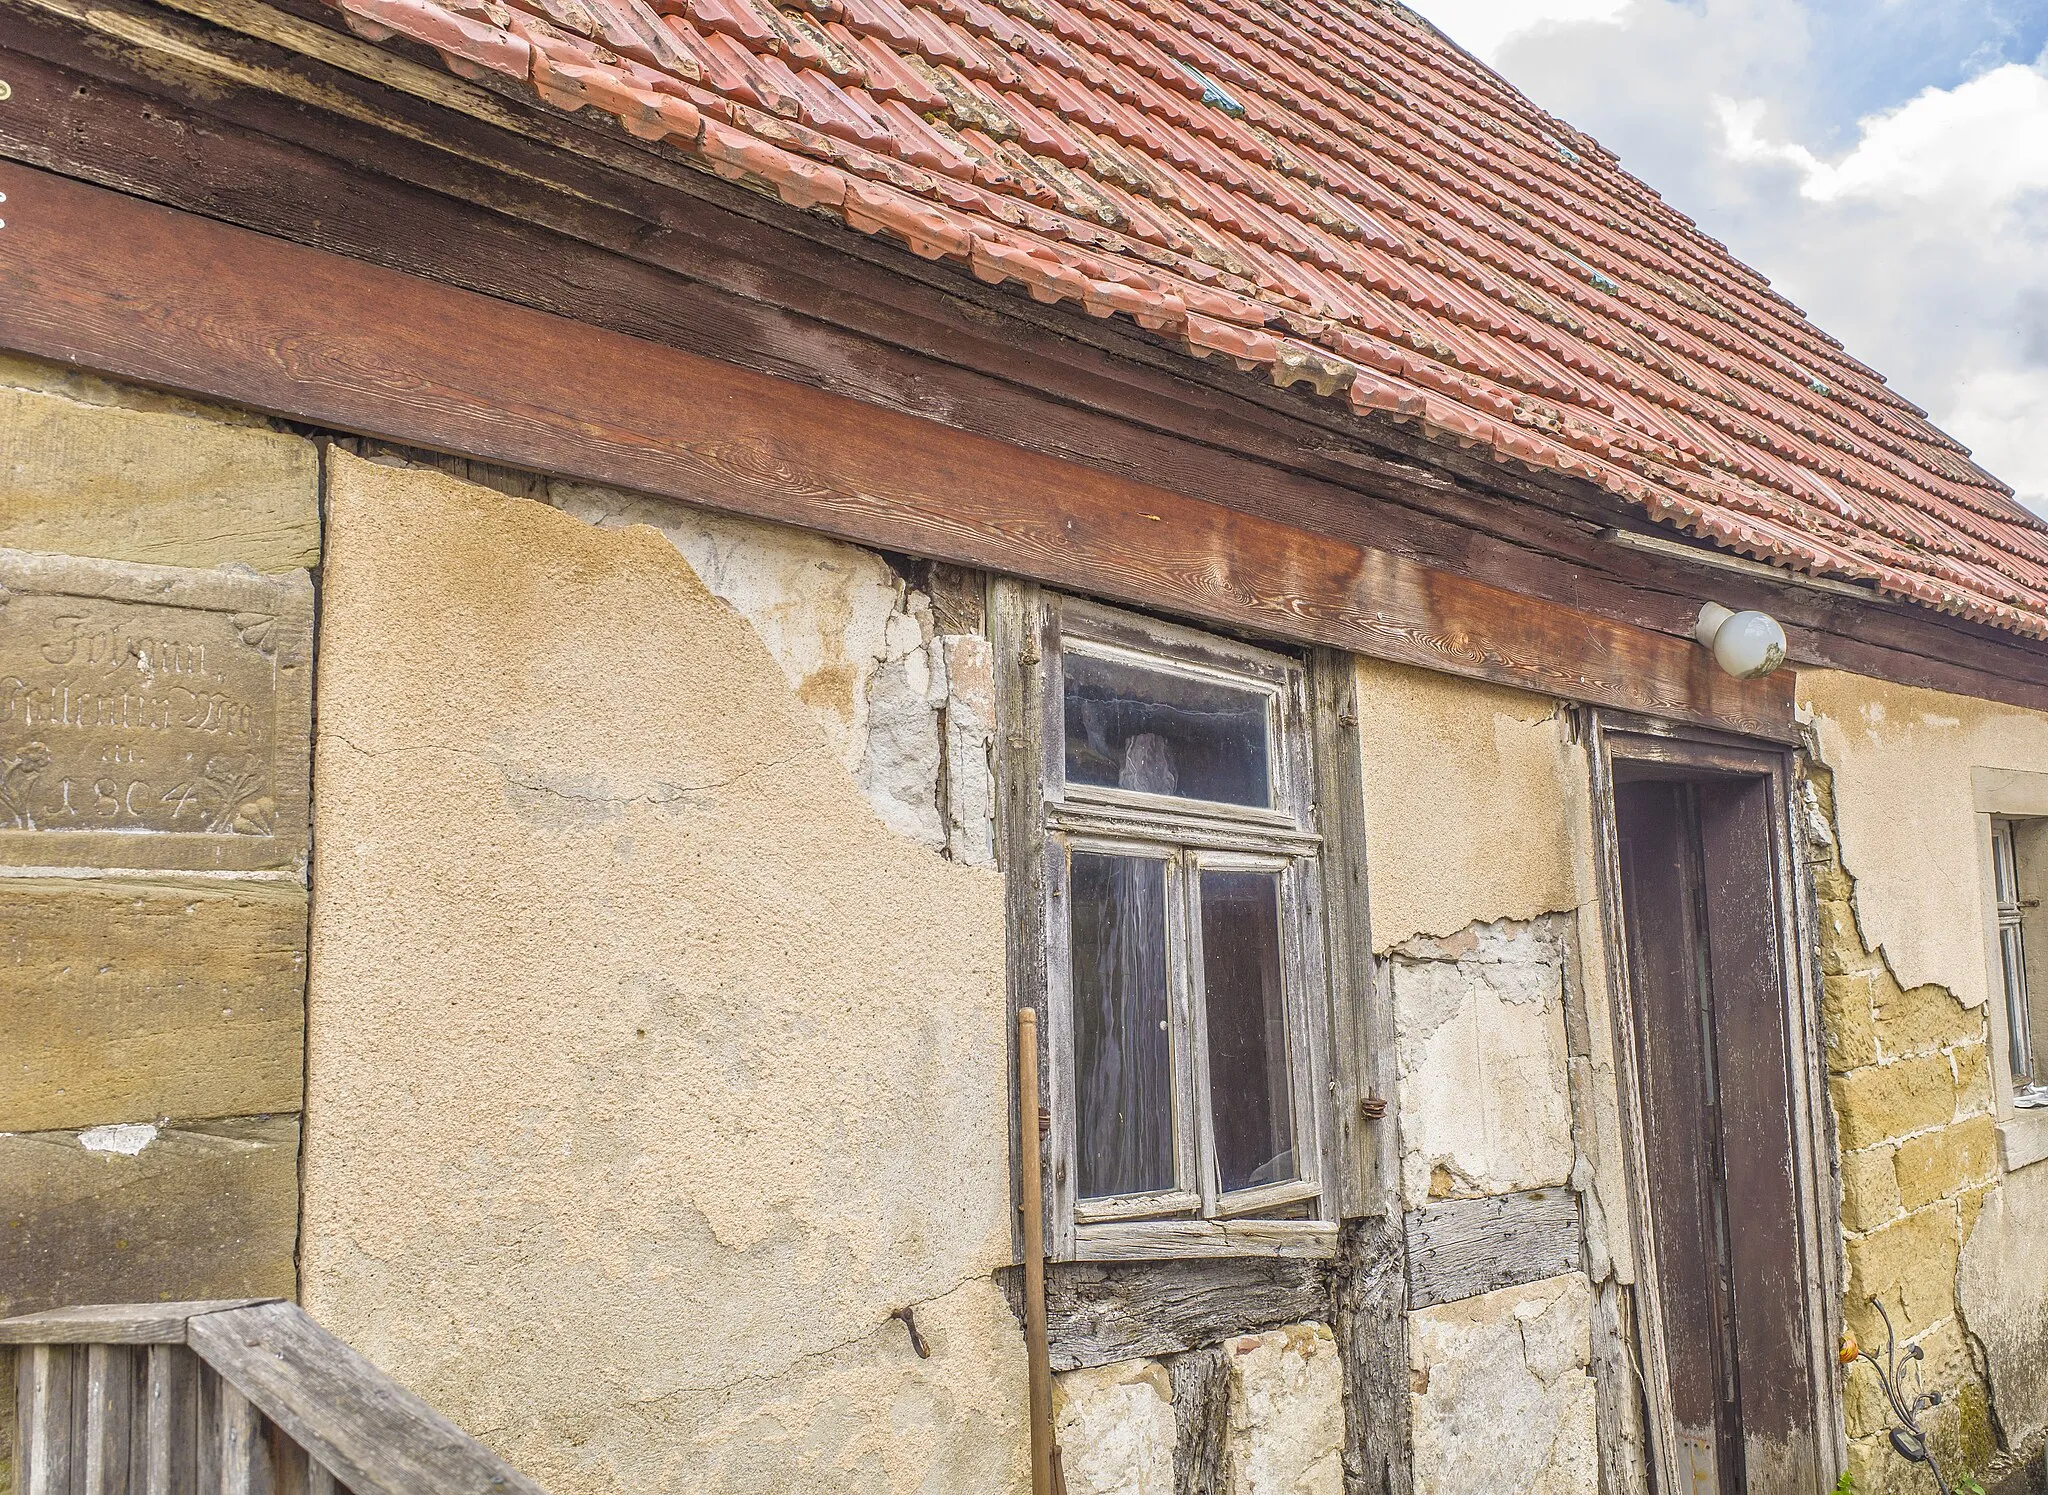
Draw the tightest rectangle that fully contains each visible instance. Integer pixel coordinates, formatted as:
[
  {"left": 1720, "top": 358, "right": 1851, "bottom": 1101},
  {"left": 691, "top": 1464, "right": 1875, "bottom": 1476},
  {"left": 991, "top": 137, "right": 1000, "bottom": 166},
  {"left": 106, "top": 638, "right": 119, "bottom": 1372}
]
[{"left": 1585, "top": 710, "right": 1846, "bottom": 1492}]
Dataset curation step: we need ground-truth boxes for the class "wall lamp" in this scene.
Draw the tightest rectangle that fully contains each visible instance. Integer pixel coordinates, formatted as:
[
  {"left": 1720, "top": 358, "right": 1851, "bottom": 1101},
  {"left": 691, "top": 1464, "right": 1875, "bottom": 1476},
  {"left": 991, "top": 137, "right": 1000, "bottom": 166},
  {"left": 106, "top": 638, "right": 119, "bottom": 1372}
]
[{"left": 1696, "top": 602, "right": 1788, "bottom": 680}]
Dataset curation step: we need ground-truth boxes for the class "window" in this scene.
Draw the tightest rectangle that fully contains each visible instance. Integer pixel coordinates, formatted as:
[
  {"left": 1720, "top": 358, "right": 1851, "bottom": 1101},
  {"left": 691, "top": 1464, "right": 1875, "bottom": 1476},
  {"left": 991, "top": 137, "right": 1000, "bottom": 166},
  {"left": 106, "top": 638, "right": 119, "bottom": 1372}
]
[
  {"left": 1990, "top": 817, "right": 2048, "bottom": 1108},
  {"left": 1008, "top": 593, "right": 1339, "bottom": 1260}
]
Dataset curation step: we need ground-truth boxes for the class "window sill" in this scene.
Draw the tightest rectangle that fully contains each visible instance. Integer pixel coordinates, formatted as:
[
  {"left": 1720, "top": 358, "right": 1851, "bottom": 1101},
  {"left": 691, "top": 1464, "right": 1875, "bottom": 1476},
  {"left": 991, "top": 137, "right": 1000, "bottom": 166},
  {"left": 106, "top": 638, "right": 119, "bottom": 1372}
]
[
  {"left": 1073, "top": 1219, "right": 1336, "bottom": 1262},
  {"left": 1998, "top": 1109, "right": 2048, "bottom": 1172}
]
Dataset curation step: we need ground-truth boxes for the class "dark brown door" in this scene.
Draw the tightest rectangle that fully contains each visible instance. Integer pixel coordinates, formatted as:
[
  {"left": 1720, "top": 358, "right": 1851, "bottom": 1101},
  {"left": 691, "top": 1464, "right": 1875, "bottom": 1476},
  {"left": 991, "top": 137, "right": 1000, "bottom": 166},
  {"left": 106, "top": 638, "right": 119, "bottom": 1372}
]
[{"left": 1615, "top": 769, "right": 1821, "bottom": 1495}]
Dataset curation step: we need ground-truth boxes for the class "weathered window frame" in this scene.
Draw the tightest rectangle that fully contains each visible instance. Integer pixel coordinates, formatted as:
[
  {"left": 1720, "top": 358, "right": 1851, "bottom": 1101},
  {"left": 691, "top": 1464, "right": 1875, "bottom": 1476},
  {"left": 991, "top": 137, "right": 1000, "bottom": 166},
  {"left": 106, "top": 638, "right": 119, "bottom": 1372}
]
[
  {"left": 996, "top": 585, "right": 1343, "bottom": 1261},
  {"left": 1972, "top": 769, "right": 2048, "bottom": 1170}
]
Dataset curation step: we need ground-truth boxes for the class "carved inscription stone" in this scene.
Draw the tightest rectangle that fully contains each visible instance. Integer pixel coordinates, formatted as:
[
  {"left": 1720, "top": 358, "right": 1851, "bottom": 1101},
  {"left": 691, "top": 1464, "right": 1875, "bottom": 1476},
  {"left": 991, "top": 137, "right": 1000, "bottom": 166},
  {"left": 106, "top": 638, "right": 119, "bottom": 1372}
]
[{"left": 0, "top": 549, "right": 311, "bottom": 872}]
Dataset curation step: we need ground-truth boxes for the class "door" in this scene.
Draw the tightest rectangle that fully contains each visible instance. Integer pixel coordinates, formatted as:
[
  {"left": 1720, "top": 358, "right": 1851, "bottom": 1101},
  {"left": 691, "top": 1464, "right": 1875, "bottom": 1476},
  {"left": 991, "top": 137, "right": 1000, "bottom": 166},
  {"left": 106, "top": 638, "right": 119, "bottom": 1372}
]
[{"left": 1613, "top": 766, "right": 1824, "bottom": 1495}]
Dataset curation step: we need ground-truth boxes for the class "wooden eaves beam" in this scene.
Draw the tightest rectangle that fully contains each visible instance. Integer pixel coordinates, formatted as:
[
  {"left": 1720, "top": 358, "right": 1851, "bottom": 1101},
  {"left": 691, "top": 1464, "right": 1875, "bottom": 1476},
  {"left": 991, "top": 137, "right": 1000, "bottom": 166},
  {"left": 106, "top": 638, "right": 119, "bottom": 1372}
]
[{"left": 0, "top": 160, "right": 1791, "bottom": 737}]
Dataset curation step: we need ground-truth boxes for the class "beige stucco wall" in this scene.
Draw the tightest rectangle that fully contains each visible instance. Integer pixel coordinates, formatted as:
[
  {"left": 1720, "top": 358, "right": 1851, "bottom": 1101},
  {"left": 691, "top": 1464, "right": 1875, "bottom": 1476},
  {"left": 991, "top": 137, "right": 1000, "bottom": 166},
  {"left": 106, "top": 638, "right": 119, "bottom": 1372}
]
[
  {"left": 302, "top": 452, "right": 1027, "bottom": 1494},
  {"left": 1355, "top": 660, "right": 1583, "bottom": 951},
  {"left": 1801, "top": 669, "right": 2048, "bottom": 1012}
]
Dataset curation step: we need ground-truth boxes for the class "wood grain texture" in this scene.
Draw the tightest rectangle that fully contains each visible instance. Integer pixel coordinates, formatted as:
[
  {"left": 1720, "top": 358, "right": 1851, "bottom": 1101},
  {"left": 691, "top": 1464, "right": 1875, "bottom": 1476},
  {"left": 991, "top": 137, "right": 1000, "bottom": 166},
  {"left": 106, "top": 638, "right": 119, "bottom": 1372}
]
[
  {"left": 145, "top": 1344, "right": 202, "bottom": 1495},
  {"left": 1310, "top": 652, "right": 1394, "bottom": 1220},
  {"left": 1333, "top": 1216, "right": 1411, "bottom": 1495},
  {"left": 186, "top": 1303, "right": 545, "bottom": 1495},
  {"left": 0, "top": 1303, "right": 272, "bottom": 1346},
  {"left": 0, "top": 0, "right": 2037, "bottom": 722},
  {"left": 1168, "top": 1347, "right": 1230, "bottom": 1495},
  {"left": 1001, "top": 1257, "right": 1332, "bottom": 1372},
  {"left": 1404, "top": 1190, "right": 1584, "bottom": 1310},
  {"left": 0, "top": 160, "right": 1793, "bottom": 737}
]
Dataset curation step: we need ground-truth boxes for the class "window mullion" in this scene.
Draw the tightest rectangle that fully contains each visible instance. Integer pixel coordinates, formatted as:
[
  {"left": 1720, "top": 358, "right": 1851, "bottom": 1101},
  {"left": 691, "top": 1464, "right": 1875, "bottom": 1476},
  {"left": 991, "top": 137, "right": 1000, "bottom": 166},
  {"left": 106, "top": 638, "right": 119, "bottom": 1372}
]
[{"left": 1178, "top": 849, "right": 1220, "bottom": 1219}]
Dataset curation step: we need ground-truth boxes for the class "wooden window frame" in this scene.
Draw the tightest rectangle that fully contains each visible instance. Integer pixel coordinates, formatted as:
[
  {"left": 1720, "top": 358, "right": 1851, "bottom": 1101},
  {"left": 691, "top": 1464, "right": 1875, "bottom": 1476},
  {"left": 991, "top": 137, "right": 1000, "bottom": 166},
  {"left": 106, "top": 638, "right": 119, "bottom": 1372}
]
[
  {"left": 1972, "top": 769, "right": 2048, "bottom": 1169},
  {"left": 997, "top": 585, "right": 1344, "bottom": 1262}
]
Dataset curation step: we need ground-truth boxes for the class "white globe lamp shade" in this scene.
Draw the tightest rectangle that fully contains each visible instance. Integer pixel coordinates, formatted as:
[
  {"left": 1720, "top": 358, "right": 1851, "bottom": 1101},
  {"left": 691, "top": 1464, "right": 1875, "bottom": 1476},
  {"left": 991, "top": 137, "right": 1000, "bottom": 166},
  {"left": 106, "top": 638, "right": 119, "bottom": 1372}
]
[{"left": 1694, "top": 603, "right": 1787, "bottom": 680}]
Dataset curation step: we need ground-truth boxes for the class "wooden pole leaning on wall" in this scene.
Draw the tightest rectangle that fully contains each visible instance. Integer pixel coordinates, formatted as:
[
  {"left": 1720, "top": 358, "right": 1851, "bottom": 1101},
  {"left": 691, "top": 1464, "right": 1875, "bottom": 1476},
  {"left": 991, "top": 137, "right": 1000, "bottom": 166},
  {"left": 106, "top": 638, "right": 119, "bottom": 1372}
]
[{"left": 1018, "top": 1008, "right": 1065, "bottom": 1495}]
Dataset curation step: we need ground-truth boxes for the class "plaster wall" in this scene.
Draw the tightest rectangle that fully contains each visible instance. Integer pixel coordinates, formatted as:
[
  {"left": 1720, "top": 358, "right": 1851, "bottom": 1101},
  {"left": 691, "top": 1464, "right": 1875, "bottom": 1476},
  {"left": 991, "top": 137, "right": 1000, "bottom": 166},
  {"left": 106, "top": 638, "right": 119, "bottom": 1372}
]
[
  {"left": 1353, "top": 660, "right": 1582, "bottom": 952},
  {"left": 1801, "top": 669, "right": 2048, "bottom": 1012},
  {"left": 302, "top": 452, "right": 1027, "bottom": 1494}
]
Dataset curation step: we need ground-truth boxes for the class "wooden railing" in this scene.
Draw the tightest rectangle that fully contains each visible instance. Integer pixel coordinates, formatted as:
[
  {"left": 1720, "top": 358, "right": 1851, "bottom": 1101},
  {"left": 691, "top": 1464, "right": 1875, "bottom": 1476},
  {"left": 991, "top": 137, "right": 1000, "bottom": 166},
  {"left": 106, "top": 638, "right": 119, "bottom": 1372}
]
[{"left": 1, "top": 1300, "right": 547, "bottom": 1495}]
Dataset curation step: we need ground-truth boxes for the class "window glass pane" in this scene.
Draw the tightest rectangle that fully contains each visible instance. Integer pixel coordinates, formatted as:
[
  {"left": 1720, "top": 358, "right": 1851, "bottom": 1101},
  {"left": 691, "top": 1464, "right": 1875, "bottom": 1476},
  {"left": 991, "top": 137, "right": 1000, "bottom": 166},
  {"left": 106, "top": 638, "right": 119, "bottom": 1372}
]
[
  {"left": 1200, "top": 868, "right": 1296, "bottom": 1193},
  {"left": 1063, "top": 649, "right": 1272, "bottom": 808},
  {"left": 1070, "top": 851, "right": 1175, "bottom": 1199},
  {"left": 2003, "top": 924, "right": 2034, "bottom": 1084},
  {"left": 1995, "top": 822, "right": 2020, "bottom": 907}
]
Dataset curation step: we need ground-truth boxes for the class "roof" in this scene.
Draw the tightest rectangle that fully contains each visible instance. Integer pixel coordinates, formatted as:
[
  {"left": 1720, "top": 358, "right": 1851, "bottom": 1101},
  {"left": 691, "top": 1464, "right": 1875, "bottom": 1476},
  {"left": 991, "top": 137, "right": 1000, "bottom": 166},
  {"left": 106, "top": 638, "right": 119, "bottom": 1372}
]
[{"left": 327, "top": 0, "right": 2048, "bottom": 637}]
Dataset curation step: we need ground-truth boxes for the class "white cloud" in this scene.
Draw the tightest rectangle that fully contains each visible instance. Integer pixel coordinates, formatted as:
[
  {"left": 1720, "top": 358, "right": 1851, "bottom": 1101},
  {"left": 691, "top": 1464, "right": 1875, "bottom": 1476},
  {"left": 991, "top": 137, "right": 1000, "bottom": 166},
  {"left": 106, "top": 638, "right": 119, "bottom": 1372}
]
[
  {"left": 1408, "top": 0, "right": 1631, "bottom": 62},
  {"left": 1947, "top": 368, "right": 2048, "bottom": 509},
  {"left": 1718, "top": 63, "right": 2048, "bottom": 207}
]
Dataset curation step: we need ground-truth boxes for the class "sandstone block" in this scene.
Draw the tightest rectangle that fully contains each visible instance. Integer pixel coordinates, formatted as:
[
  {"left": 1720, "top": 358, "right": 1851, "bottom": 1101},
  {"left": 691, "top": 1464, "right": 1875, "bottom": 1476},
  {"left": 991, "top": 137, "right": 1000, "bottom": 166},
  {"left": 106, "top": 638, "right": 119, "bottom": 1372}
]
[
  {"left": 1838, "top": 1145, "right": 1901, "bottom": 1233},
  {"left": 1952, "top": 1042, "right": 1993, "bottom": 1116},
  {"left": 0, "top": 550, "right": 312, "bottom": 874},
  {"left": 1221, "top": 1323, "right": 1343, "bottom": 1495},
  {"left": 1409, "top": 1274, "right": 1597, "bottom": 1495},
  {"left": 1831, "top": 1054, "right": 1957, "bottom": 1151},
  {"left": 1, "top": 876, "right": 306, "bottom": 1131},
  {"left": 1894, "top": 1116, "right": 1998, "bottom": 1211},
  {"left": 0, "top": 1115, "right": 299, "bottom": 1318},
  {"left": 1846, "top": 1204, "right": 1961, "bottom": 1340},
  {"left": 1874, "top": 983, "right": 1985, "bottom": 1060},
  {"left": 1822, "top": 970, "right": 1881, "bottom": 1072},
  {"left": 1053, "top": 1358, "right": 1175, "bottom": 1495},
  {"left": 0, "top": 385, "right": 318, "bottom": 572}
]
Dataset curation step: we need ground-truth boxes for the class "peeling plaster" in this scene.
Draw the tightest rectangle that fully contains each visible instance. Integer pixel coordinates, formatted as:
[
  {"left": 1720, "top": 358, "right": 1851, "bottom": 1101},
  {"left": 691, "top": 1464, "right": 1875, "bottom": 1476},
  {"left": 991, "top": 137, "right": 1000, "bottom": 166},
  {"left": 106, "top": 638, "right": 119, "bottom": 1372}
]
[
  {"left": 1392, "top": 917, "right": 1578, "bottom": 1208},
  {"left": 1802, "top": 669, "right": 2048, "bottom": 1010},
  {"left": 304, "top": 454, "right": 1026, "bottom": 1495},
  {"left": 76, "top": 1121, "right": 157, "bottom": 1155},
  {"left": 549, "top": 481, "right": 995, "bottom": 856}
]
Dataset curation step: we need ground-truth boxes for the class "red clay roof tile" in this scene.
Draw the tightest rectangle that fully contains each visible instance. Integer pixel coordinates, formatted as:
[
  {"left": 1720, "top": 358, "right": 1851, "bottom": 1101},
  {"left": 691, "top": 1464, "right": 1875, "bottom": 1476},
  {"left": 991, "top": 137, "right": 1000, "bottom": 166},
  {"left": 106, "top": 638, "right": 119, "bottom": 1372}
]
[{"left": 328, "top": 0, "right": 2048, "bottom": 635}]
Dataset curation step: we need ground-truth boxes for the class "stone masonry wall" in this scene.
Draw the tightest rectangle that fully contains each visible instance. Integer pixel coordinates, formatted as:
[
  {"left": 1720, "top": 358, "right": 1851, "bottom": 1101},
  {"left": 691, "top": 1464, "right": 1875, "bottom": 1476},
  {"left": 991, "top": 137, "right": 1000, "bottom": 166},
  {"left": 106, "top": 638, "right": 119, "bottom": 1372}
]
[
  {"left": 1802, "top": 760, "right": 2002, "bottom": 1490},
  {"left": 0, "top": 356, "right": 318, "bottom": 1488}
]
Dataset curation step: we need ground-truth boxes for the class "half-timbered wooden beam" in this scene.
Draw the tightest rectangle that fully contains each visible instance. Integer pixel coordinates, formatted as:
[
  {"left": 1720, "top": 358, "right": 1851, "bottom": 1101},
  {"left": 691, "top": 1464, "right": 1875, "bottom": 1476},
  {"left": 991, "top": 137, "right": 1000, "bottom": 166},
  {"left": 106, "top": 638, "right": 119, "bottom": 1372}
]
[{"left": 0, "top": 161, "right": 1791, "bottom": 735}]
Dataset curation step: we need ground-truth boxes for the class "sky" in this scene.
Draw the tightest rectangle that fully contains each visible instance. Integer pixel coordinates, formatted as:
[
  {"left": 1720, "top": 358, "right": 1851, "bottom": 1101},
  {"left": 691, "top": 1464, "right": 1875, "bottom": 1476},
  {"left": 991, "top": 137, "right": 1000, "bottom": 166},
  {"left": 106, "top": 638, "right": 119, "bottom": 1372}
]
[{"left": 1403, "top": 0, "right": 2048, "bottom": 512}]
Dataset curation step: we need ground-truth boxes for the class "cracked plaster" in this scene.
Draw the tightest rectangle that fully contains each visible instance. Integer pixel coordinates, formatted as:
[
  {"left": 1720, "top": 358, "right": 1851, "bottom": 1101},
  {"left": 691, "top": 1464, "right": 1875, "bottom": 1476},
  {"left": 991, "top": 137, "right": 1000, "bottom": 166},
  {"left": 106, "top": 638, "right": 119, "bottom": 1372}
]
[
  {"left": 1392, "top": 917, "right": 1577, "bottom": 1208},
  {"left": 1802, "top": 669, "right": 2048, "bottom": 1011},
  {"left": 303, "top": 453, "right": 1025, "bottom": 1494},
  {"left": 549, "top": 482, "right": 994, "bottom": 859}
]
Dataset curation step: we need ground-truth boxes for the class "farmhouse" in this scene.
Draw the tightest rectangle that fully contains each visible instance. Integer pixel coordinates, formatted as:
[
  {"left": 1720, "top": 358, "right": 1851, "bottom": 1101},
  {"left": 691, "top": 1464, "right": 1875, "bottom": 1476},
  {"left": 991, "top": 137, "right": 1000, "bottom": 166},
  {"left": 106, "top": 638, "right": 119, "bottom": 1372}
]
[{"left": 2, "top": 0, "right": 2045, "bottom": 1489}]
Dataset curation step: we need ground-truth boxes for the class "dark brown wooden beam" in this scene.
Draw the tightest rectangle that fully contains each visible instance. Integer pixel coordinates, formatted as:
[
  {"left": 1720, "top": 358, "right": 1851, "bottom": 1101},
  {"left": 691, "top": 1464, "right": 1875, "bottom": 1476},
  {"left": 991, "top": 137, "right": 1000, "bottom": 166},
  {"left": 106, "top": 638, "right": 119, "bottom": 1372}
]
[
  {"left": 0, "top": 0, "right": 2042, "bottom": 719},
  {"left": 0, "top": 160, "right": 1793, "bottom": 734}
]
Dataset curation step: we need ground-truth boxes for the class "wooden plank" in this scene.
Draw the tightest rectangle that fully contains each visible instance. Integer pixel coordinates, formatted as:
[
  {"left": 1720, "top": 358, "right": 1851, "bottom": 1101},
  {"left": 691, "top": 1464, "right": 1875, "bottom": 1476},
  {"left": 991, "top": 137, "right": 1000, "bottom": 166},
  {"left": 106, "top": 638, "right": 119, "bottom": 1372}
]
[
  {"left": 2, "top": 1, "right": 2040, "bottom": 725},
  {"left": 0, "top": 161, "right": 1791, "bottom": 739},
  {"left": 215, "top": 1384, "right": 275, "bottom": 1495},
  {"left": 1168, "top": 1347, "right": 1230, "bottom": 1495},
  {"left": 82, "top": 1344, "right": 146, "bottom": 1495},
  {"left": 1309, "top": 652, "right": 1393, "bottom": 1221},
  {"left": 185, "top": 1303, "right": 545, "bottom": 1495},
  {"left": 1002, "top": 1257, "right": 1331, "bottom": 1371},
  {"left": 1590, "top": 1280, "right": 1650, "bottom": 1495},
  {"left": 0, "top": 1304, "right": 271, "bottom": 1347},
  {"left": 1403, "top": 1189, "right": 1584, "bottom": 1310},
  {"left": 144, "top": 1345, "right": 200, "bottom": 1495},
  {"left": 1333, "top": 1216, "right": 1411, "bottom": 1495},
  {"left": 18, "top": 1343, "right": 77, "bottom": 1495}
]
